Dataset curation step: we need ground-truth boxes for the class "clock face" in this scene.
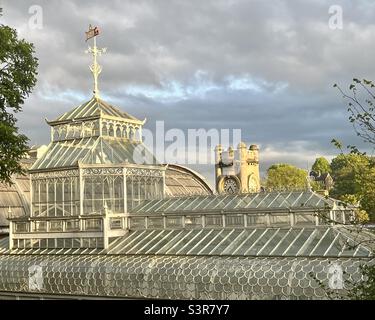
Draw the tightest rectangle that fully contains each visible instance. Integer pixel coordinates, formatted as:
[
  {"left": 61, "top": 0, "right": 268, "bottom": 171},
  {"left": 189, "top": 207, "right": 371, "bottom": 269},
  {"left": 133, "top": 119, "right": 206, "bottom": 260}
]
[
  {"left": 223, "top": 177, "right": 239, "bottom": 194},
  {"left": 248, "top": 176, "right": 258, "bottom": 193}
]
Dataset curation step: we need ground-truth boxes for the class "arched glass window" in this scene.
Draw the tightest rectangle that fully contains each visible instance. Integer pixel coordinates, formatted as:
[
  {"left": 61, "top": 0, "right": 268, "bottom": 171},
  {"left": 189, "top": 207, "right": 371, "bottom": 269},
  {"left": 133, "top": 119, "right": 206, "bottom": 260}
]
[{"left": 102, "top": 122, "right": 108, "bottom": 136}]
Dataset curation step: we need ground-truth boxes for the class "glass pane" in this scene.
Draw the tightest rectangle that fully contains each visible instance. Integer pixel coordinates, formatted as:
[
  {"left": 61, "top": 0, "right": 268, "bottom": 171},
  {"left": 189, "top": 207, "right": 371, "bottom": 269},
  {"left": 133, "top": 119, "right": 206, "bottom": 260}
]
[
  {"left": 205, "top": 215, "right": 223, "bottom": 227},
  {"left": 269, "top": 214, "right": 290, "bottom": 227},
  {"left": 184, "top": 215, "right": 202, "bottom": 228},
  {"left": 288, "top": 229, "right": 320, "bottom": 256},
  {"left": 66, "top": 219, "right": 80, "bottom": 231},
  {"left": 257, "top": 229, "right": 289, "bottom": 256},
  {"left": 310, "top": 229, "right": 336, "bottom": 256},
  {"left": 325, "top": 237, "right": 342, "bottom": 256},
  {"left": 295, "top": 214, "right": 315, "bottom": 226},
  {"left": 147, "top": 230, "right": 182, "bottom": 253},
  {"left": 135, "top": 230, "right": 170, "bottom": 253},
  {"left": 50, "top": 220, "right": 63, "bottom": 231},
  {"left": 272, "top": 229, "right": 311, "bottom": 256},
  {"left": 245, "top": 229, "right": 275, "bottom": 255},
  {"left": 166, "top": 216, "right": 183, "bottom": 228},
  {"left": 15, "top": 222, "right": 29, "bottom": 233},
  {"left": 148, "top": 217, "right": 163, "bottom": 228},
  {"left": 193, "top": 229, "right": 224, "bottom": 254},
  {"left": 198, "top": 230, "right": 233, "bottom": 255},
  {"left": 34, "top": 221, "right": 47, "bottom": 232},
  {"left": 247, "top": 214, "right": 267, "bottom": 226},
  {"left": 110, "top": 218, "right": 122, "bottom": 229},
  {"left": 125, "top": 231, "right": 158, "bottom": 254},
  {"left": 48, "top": 238, "right": 55, "bottom": 248},
  {"left": 233, "top": 229, "right": 265, "bottom": 255},
  {"left": 225, "top": 214, "right": 244, "bottom": 227},
  {"left": 40, "top": 181, "right": 47, "bottom": 202},
  {"left": 129, "top": 217, "right": 145, "bottom": 229},
  {"left": 176, "top": 230, "right": 210, "bottom": 255},
  {"left": 164, "top": 229, "right": 200, "bottom": 255},
  {"left": 85, "top": 219, "right": 102, "bottom": 231},
  {"left": 209, "top": 229, "right": 244, "bottom": 255}
]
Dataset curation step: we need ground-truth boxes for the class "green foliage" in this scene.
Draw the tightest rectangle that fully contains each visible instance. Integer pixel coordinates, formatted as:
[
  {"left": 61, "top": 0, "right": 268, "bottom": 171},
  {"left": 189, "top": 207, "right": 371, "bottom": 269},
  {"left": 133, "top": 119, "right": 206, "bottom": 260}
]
[
  {"left": 312, "top": 157, "right": 331, "bottom": 174},
  {"left": 358, "top": 166, "right": 375, "bottom": 219},
  {"left": 333, "top": 80, "right": 375, "bottom": 300},
  {"left": 0, "top": 24, "right": 38, "bottom": 184},
  {"left": 332, "top": 79, "right": 375, "bottom": 220},
  {"left": 339, "top": 194, "right": 369, "bottom": 223},
  {"left": 330, "top": 153, "right": 375, "bottom": 220},
  {"left": 330, "top": 153, "right": 370, "bottom": 198},
  {"left": 310, "top": 180, "right": 324, "bottom": 192},
  {"left": 0, "top": 25, "right": 38, "bottom": 111},
  {"left": 331, "top": 138, "right": 343, "bottom": 150},
  {"left": 266, "top": 163, "right": 307, "bottom": 191},
  {"left": 339, "top": 194, "right": 359, "bottom": 205},
  {"left": 348, "top": 265, "right": 375, "bottom": 300}
]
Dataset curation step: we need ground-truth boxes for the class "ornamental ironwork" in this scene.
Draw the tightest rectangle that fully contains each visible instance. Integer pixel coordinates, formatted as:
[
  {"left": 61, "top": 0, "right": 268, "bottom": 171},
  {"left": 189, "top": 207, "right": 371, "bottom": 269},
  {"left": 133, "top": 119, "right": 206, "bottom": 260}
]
[
  {"left": 126, "top": 168, "right": 164, "bottom": 177},
  {"left": 31, "top": 170, "right": 79, "bottom": 179},
  {"left": 82, "top": 168, "right": 124, "bottom": 175}
]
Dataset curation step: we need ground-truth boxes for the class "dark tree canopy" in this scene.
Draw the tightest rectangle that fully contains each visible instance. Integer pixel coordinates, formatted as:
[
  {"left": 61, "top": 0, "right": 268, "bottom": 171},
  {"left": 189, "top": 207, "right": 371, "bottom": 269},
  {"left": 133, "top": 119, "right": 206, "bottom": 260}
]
[{"left": 0, "top": 24, "right": 38, "bottom": 184}]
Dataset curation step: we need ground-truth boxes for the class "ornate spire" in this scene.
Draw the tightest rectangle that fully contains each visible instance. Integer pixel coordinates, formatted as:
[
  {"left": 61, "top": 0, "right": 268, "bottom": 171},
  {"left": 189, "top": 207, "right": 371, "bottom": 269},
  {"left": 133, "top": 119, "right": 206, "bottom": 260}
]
[{"left": 85, "top": 25, "right": 106, "bottom": 99}]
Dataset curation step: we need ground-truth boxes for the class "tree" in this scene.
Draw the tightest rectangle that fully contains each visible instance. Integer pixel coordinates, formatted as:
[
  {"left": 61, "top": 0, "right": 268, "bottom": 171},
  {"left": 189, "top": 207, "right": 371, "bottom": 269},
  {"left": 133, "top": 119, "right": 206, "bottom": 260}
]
[
  {"left": 333, "top": 79, "right": 375, "bottom": 220},
  {"left": 311, "top": 157, "right": 331, "bottom": 174},
  {"left": 329, "top": 152, "right": 375, "bottom": 220},
  {"left": 330, "top": 153, "right": 369, "bottom": 198},
  {"left": 348, "top": 266, "right": 375, "bottom": 300},
  {"left": 0, "top": 23, "right": 38, "bottom": 184},
  {"left": 266, "top": 163, "right": 308, "bottom": 191},
  {"left": 356, "top": 165, "right": 375, "bottom": 220},
  {"left": 330, "top": 79, "right": 375, "bottom": 300},
  {"left": 334, "top": 79, "right": 375, "bottom": 145}
]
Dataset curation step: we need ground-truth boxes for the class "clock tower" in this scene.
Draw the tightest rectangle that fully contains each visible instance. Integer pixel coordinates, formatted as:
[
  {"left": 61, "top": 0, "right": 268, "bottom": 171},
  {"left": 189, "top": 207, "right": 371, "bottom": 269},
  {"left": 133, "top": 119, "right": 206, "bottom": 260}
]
[{"left": 215, "top": 142, "right": 260, "bottom": 195}]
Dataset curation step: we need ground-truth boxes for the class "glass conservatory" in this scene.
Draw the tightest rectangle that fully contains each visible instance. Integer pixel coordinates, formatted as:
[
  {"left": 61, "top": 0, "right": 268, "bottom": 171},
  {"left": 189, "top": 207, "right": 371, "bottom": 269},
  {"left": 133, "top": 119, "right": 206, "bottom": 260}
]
[
  {"left": 8, "top": 97, "right": 165, "bottom": 250},
  {"left": 2, "top": 29, "right": 375, "bottom": 300}
]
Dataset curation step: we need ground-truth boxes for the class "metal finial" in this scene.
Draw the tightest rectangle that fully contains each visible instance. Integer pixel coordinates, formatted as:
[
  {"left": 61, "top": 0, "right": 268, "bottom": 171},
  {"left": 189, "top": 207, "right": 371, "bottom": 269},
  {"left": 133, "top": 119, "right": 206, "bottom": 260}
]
[{"left": 85, "top": 25, "right": 106, "bottom": 98}]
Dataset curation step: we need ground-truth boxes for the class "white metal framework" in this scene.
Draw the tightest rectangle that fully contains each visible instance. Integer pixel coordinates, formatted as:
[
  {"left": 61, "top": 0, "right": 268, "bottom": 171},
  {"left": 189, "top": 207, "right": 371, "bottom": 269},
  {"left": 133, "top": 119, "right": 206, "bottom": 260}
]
[{"left": 8, "top": 96, "right": 165, "bottom": 251}]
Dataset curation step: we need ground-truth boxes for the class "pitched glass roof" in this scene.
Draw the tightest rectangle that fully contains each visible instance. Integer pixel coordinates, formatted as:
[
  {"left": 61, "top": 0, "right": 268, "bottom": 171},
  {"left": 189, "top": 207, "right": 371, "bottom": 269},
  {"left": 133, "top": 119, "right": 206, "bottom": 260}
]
[
  {"left": 131, "top": 191, "right": 336, "bottom": 214},
  {"left": 0, "top": 226, "right": 373, "bottom": 258},
  {"left": 31, "top": 137, "right": 96, "bottom": 170},
  {"left": 105, "top": 226, "right": 373, "bottom": 257},
  {"left": 49, "top": 97, "right": 140, "bottom": 123},
  {"left": 31, "top": 137, "right": 158, "bottom": 170}
]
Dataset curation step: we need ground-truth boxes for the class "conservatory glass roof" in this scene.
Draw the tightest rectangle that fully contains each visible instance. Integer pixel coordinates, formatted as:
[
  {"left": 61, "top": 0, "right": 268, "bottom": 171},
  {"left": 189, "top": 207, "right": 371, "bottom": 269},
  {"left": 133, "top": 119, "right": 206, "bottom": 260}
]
[
  {"left": 48, "top": 97, "right": 141, "bottom": 124},
  {"left": 132, "top": 191, "right": 337, "bottom": 214},
  {"left": 0, "top": 251, "right": 371, "bottom": 299},
  {"left": 0, "top": 174, "right": 30, "bottom": 228},
  {"left": 0, "top": 226, "right": 373, "bottom": 258},
  {"left": 31, "top": 136, "right": 158, "bottom": 170},
  {"left": 164, "top": 164, "right": 213, "bottom": 197},
  {"left": 105, "top": 226, "right": 374, "bottom": 257}
]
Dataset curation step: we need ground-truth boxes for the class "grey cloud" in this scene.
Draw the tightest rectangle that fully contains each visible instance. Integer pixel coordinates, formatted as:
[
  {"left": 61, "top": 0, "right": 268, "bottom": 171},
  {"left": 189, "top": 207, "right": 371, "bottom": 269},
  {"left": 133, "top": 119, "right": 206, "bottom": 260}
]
[{"left": 1, "top": 0, "right": 375, "bottom": 184}]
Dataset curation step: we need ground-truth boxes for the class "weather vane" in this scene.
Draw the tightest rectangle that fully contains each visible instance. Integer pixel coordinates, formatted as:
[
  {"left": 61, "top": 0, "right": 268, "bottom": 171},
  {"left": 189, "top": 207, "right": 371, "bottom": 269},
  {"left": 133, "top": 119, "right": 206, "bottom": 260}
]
[{"left": 85, "top": 25, "right": 107, "bottom": 98}]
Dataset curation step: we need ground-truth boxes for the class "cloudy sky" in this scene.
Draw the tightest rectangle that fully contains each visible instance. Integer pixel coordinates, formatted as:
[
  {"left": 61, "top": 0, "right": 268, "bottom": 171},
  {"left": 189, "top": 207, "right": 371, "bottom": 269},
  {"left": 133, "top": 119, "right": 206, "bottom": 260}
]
[{"left": 1, "top": 0, "right": 375, "bottom": 184}]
